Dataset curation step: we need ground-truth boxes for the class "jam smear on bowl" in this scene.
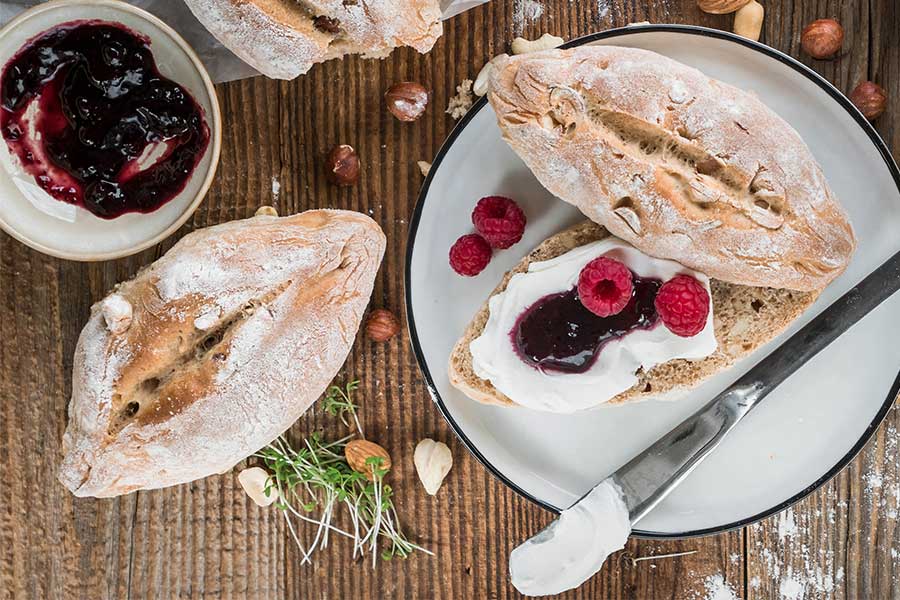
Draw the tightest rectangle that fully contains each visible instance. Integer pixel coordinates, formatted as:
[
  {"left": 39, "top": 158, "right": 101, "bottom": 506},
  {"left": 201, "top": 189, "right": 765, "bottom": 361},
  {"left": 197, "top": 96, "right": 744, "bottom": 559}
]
[
  {"left": 512, "top": 275, "right": 662, "bottom": 374},
  {"left": 0, "top": 21, "right": 210, "bottom": 219}
]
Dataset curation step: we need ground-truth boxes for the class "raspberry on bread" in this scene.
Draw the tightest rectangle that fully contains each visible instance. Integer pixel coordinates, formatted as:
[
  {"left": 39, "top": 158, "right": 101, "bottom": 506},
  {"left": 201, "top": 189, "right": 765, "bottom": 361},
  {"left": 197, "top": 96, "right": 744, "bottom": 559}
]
[{"left": 448, "top": 221, "right": 820, "bottom": 408}]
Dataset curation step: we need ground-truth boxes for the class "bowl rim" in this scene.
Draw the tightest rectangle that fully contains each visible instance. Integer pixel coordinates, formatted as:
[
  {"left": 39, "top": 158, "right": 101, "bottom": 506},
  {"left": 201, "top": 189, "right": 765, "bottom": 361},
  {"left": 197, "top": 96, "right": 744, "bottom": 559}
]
[
  {"left": 0, "top": 0, "right": 222, "bottom": 262},
  {"left": 404, "top": 23, "right": 900, "bottom": 539}
]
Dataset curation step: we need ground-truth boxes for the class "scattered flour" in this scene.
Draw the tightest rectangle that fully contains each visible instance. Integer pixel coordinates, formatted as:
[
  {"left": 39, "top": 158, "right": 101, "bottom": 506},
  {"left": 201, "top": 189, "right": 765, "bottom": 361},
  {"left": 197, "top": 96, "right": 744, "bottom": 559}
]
[
  {"left": 777, "top": 508, "right": 798, "bottom": 540},
  {"left": 513, "top": 0, "right": 543, "bottom": 33},
  {"left": 271, "top": 176, "right": 280, "bottom": 201},
  {"left": 597, "top": 0, "right": 610, "bottom": 19},
  {"left": 700, "top": 575, "right": 739, "bottom": 600},
  {"left": 779, "top": 574, "right": 804, "bottom": 600}
]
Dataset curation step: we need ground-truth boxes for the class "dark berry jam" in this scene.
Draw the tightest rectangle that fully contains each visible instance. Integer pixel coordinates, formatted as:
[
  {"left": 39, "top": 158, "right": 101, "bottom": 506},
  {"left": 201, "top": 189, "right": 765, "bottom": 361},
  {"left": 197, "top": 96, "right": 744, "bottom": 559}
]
[
  {"left": 0, "top": 21, "right": 209, "bottom": 219},
  {"left": 512, "top": 275, "right": 662, "bottom": 374}
]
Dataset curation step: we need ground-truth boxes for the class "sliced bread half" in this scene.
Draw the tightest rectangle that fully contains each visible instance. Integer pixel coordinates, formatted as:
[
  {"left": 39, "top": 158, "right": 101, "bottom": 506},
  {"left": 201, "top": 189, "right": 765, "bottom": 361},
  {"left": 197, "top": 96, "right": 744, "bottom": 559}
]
[{"left": 448, "top": 221, "right": 819, "bottom": 408}]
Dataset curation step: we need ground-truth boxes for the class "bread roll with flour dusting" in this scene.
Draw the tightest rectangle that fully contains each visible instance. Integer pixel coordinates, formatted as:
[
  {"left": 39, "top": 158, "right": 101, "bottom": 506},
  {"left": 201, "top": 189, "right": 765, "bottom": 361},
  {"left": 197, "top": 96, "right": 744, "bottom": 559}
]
[
  {"left": 59, "top": 210, "right": 385, "bottom": 497},
  {"left": 487, "top": 46, "right": 856, "bottom": 291},
  {"left": 183, "top": 0, "right": 443, "bottom": 79}
]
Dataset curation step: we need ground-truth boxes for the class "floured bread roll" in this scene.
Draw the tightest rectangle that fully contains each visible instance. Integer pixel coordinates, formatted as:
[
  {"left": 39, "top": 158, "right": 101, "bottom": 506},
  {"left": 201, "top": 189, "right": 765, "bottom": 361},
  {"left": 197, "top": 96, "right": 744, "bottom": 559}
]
[
  {"left": 183, "top": 0, "right": 443, "bottom": 79},
  {"left": 488, "top": 46, "right": 856, "bottom": 292},
  {"left": 59, "top": 210, "right": 385, "bottom": 497}
]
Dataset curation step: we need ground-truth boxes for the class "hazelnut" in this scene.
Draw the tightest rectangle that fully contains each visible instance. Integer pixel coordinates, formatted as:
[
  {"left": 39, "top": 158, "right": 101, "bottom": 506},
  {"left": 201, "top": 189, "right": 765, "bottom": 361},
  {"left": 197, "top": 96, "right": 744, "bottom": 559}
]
[
  {"left": 325, "top": 144, "right": 360, "bottom": 185},
  {"left": 850, "top": 81, "right": 887, "bottom": 121},
  {"left": 801, "top": 19, "right": 843, "bottom": 59},
  {"left": 385, "top": 82, "right": 429, "bottom": 122},
  {"left": 365, "top": 308, "right": 400, "bottom": 342},
  {"left": 254, "top": 205, "right": 278, "bottom": 217}
]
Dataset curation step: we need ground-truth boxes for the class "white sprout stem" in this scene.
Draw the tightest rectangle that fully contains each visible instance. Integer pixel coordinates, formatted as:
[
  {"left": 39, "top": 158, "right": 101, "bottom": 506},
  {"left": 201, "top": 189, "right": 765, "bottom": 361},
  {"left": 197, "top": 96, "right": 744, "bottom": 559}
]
[
  {"left": 282, "top": 504, "right": 312, "bottom": 564},
  {"left": 343, "top": 498, "right": 364, "bottom": 558},
  {"left": 352, "top": 410, "right": 364, "bottom": 439},
  {"left": 279, "top": 492, "right": 354, "bottom": 541}
]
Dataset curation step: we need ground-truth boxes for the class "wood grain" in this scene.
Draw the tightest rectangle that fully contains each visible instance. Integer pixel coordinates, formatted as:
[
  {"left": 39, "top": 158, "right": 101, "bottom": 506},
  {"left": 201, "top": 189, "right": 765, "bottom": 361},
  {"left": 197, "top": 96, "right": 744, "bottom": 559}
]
[{"left": 0, "top": 1, "right": 897, "bottom": 599}]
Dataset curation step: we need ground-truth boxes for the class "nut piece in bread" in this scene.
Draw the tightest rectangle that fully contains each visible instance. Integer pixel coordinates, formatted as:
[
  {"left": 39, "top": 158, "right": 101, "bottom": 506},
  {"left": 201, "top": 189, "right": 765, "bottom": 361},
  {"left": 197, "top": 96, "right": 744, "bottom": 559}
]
[
  {"left": 183, "top": 0, "right": 443, "bottom": 80},
  {"left": 59, "top": 210, "right": 386, "bottom": 497},
  {"left": 448, "top": 221, "right": 819, "bottom": 408},
  {"left": 487, "top": 46, "right": 856, "bottom": 292}
]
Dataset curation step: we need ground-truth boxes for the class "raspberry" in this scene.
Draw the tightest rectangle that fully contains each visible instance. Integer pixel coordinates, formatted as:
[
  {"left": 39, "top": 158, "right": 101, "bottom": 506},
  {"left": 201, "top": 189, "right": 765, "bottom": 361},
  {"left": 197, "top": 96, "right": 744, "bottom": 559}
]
[
  {"left": 449, "top": 234, "right": 492, "bottom": 276},
  {"left": 472, "top": 196, "right": 527, "bottom": 249},
  {"left": 577, "top": 257, "right": 634, "bottom": 317},
  {"left": 654, "top": 274, "right": 711, "bottom": 337}
]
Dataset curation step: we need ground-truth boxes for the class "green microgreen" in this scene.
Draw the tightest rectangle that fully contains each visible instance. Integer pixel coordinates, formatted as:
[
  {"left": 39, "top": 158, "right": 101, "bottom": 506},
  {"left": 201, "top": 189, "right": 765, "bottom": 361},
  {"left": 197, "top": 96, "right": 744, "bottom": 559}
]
[
  {"left": 255, "top": 433, "right": 430, "bottom": 567},
  {"left": 323, "top": 379, "right": 363, "bottom": 436}
]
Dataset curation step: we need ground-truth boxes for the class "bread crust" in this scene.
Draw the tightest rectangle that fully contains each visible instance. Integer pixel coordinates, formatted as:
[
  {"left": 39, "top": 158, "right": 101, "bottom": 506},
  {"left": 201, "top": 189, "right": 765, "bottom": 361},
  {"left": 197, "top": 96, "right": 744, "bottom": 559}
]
[
  {"left": 487, "top": 46, "right": 856, "bottom": 292},
  {"left": 59, "top": 210, "right": 386, "bottom": 497},
  {"left": 448, "top": 221, "right": 819, "bottom": 408},
  {"left": 183, "top": 0, "right": 443, "bottom": 79}
]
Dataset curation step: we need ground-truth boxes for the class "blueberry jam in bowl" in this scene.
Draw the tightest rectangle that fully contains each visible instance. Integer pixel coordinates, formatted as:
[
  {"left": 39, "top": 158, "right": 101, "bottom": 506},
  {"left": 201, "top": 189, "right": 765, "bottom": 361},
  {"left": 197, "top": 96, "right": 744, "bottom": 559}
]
[{"left": 0, "top": 1, "right": 221, "bottom": 260}]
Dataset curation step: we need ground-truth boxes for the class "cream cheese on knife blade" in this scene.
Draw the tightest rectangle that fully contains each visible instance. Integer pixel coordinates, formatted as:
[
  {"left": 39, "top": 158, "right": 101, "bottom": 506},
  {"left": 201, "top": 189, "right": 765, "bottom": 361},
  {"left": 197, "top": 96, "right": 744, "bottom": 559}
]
[{"left": 509, "top": 479, "right": 631, "bottom": 596}]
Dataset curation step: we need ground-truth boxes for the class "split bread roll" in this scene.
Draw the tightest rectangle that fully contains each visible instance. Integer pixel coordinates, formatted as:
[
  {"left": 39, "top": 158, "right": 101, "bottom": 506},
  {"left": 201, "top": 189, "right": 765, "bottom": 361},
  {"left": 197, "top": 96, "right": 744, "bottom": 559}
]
[
  {"left": 487, "top": 46, "right": 856, "bottom": 292},
  {"left": 448, "top": 221, "right": 819, "bottom": 407},
  {"left": 183, "top": 0, "right": 443, "bottom": 79},
  {"left": 59, "top": 210, "right": 386, "bottom": 497}
]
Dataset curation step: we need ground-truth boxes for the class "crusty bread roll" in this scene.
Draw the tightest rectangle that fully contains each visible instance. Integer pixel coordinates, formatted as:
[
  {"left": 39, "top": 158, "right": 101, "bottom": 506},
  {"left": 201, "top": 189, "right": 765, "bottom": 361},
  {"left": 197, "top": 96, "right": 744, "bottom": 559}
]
[
  {"left": 183, "top": 0, "right": 442, "bottom": 79},
  {"left": 449, "top": 221, "right": 818, "bottom": 407},
  {"left": 487, "top": 46, "right": 856, "bottom": 292},
  {"left": 59, "top": 210, "right": 385, "bottom": 497}
]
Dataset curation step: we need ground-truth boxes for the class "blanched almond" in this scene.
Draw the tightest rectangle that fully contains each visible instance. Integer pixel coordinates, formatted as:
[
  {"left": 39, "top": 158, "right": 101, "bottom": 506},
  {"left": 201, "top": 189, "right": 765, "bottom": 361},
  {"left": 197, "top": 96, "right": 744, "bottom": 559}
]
[
  {"left": 414, "top": 439, "right": 453, "bottom": 495},
  {"left": 238, "top": 467, "right": 276, "bottom": 507}
]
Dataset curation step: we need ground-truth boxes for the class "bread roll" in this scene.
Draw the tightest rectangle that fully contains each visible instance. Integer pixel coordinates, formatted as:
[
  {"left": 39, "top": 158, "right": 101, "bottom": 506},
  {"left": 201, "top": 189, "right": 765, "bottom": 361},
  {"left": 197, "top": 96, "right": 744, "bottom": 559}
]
[
  {"left": 183, "top": 0, "right": 443, "bottom": 79},
  {"left": 487, "top": 46, "right": 856, "bottom": 291},
  {"left": 448, "top": 221, "right": 819, "bottom": 407},
  {"left": 59, "top": 210, "right": 385, "bottom": 497}
]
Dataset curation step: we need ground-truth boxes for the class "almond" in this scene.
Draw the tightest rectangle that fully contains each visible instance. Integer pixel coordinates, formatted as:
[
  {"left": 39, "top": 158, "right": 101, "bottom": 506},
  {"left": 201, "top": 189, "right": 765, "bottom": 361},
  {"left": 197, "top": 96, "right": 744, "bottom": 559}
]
[
  {"left": 697, "top": 0, "right": 750, "bottom": 14},
  {"left": 414, "top": 439, "right": 453, "bottom": 495},
  {"left": 345, "top": 439, "right": 392, "bottom": 480}
]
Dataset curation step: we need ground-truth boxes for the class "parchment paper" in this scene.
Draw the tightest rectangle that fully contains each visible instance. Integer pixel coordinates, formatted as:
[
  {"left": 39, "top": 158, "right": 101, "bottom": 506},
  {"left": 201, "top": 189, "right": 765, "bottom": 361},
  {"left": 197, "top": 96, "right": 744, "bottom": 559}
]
[{"left": 0, "top": 0, "right": 488, "bottom": 82}]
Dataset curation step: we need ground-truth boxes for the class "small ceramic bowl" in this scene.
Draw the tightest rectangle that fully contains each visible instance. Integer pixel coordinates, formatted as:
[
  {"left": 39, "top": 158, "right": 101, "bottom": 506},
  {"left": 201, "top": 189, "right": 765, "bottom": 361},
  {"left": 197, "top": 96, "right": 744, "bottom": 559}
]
[{"left": 0, "top": 0, "right": 222, "bottom": 261}]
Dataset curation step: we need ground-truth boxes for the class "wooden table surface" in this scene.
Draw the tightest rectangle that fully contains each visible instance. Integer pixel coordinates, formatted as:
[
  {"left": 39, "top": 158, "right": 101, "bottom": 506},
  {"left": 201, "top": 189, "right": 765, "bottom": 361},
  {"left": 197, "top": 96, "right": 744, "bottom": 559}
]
[{"left": 1, "top": 1, "right": 898, "bottom": 598}]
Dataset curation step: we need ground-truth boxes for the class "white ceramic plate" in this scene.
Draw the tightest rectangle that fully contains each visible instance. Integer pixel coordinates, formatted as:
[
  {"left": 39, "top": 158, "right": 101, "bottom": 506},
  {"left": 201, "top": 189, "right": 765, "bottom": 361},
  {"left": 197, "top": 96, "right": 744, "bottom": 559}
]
[
  {"left": 406, "top": 25, "right": 900, "bottom": 537},
  {"left": 0, "top": 0, "right": 221, "bottom": 261}
]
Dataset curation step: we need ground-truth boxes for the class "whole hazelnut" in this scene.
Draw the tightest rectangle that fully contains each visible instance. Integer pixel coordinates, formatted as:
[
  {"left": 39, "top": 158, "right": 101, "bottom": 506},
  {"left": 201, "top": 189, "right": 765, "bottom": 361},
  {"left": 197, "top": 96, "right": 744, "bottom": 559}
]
[
  {"left": 385, "top": 82, "right": 429, "bottom": 122},
  {"left": 850, "top": 81, "right": 887, "bottom": 121},
  {"left": 325, "top": 144, "right": 360, "bottom": 185},
  {"left": 365, "top": 309, "right": 400, "bottom": 342},
  {"left": 801, "top": 19, "right": 844, "bottom": 59}
]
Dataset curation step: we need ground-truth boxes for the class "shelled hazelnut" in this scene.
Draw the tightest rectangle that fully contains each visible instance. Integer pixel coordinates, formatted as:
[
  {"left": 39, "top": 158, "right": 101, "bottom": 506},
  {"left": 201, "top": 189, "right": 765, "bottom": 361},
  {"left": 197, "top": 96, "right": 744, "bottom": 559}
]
[
  {"left": 385, "top": 82, "right": 429, "bottom": 122},
  {"left": 365, "top": 309, "right": 400, "bottom": 341},
  {"left": 801, "top": 19, "right": 843, "bottom": 59},
  {"left": 849, "top": 81, "right": 887, "bottom": 121},
  {"left": 325, "top": 144, "right": 360, "bottom": 185}
]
